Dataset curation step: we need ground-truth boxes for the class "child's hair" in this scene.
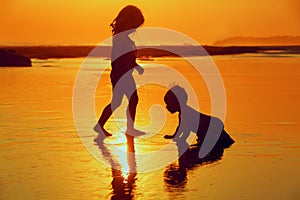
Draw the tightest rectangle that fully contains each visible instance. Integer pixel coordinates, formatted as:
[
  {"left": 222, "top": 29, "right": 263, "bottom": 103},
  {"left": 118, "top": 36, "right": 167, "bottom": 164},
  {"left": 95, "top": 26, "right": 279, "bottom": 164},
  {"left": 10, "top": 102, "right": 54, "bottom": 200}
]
[
  {"left": 164, "top": 85, "right": 188, "bottom": 104},
  {"left": 110, "top": 5, "right": 144, "bottom": 35}
]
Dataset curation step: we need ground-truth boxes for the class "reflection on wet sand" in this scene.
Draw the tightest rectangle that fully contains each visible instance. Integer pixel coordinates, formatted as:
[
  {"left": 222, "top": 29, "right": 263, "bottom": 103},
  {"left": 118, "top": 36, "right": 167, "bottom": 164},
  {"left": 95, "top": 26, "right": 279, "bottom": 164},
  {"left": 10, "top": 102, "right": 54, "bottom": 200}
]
[
  {"left": 94, "top": 134, "right": 137, "bottom": 200},
  {"left": 94, "top": 131, "right": 233, "bottom": 199},
  {"left": 164, "top": 139, "right": 226, "bottom": 190}
]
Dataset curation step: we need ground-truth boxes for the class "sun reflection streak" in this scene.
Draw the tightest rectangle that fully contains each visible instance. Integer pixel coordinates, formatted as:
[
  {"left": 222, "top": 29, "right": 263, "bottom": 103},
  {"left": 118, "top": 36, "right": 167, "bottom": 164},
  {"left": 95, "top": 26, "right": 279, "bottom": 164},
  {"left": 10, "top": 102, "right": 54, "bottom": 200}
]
[{"left": 95, "top": 130, "right": 137, "bottom": 198}]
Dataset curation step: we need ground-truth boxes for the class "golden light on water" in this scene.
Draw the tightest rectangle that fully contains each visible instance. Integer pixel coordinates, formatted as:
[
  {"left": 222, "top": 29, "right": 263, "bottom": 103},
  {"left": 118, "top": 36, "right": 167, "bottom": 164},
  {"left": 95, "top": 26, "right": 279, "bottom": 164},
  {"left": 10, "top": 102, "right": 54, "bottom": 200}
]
[{"left": 1, "top": 54, "right": 300, "bottom": 199}]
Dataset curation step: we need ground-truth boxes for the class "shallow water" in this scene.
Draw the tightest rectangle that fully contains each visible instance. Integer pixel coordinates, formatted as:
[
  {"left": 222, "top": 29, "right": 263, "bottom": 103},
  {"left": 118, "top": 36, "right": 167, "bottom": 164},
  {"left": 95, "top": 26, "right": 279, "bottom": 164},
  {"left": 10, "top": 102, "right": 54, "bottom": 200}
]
[{"left": 0, "top": 54, "right": 299, "bottom": 199}]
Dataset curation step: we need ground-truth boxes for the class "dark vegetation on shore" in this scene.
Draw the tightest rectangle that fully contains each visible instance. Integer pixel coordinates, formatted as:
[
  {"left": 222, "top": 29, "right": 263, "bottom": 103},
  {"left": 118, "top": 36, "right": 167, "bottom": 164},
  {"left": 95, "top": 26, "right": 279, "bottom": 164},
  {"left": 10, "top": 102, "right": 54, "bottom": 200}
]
[
  {"left": 1, "top": 45, "right": 300, "bottom": 61},
  {"left": 0, "top": 49, "right": 32, "bottom": 66}
]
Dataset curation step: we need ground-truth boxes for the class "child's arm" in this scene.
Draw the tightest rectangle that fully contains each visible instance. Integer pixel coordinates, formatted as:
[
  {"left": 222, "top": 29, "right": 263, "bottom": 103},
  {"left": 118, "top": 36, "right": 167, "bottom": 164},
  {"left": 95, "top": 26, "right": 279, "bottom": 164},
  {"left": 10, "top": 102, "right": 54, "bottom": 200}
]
[
  {"left": 164, "top": 115, "right": 183, "bottom": 139},
  {"left": 130, "top": 47, "right": 144, "bottom": 75},
  {"left": 124, "top": 47, "right": 144, "bottom": 75}
]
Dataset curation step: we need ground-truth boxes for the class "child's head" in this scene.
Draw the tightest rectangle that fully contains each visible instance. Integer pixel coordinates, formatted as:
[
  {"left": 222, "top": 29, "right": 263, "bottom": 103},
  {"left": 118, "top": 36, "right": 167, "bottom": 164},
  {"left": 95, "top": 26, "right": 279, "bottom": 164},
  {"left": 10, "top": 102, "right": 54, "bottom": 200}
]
[
  {"left": 110, "top": 5, "right": 144, "bottom": 35},
  {"left": 164, "top": 86, "right": 188, "bottom": 113}
]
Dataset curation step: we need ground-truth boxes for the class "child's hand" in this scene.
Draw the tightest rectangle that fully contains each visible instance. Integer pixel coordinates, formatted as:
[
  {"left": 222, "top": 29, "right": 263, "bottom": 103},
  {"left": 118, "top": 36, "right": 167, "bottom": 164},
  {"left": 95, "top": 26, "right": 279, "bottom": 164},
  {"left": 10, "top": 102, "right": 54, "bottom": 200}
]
[
  {"left": 164, "top": 134, "right": 175, "bottom": 139},
  {"left": 136, "top": 65, "right": 144, "bottom": 75}
]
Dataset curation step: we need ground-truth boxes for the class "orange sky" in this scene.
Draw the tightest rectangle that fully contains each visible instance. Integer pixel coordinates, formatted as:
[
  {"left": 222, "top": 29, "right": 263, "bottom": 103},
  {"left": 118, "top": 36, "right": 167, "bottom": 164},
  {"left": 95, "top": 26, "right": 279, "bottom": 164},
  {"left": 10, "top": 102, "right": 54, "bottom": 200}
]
[{"left": 1, "top": 0, "right": 300, "bottom": 45}]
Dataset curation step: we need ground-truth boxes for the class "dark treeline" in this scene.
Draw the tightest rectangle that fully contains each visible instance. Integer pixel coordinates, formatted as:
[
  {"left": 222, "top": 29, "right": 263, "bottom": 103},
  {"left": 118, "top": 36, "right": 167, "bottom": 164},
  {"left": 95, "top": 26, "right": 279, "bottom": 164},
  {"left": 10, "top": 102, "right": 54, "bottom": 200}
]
[{"left": 1, "top": 45, "right": 299, "bottom": 59}]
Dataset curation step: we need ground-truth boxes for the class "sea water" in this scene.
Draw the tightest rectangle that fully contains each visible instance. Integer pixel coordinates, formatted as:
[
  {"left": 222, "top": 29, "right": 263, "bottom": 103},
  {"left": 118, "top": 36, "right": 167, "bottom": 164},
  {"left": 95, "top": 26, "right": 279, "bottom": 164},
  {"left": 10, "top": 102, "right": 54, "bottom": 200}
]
[{"left": 0, "top": 54, "right": 299, "bottom": 199}]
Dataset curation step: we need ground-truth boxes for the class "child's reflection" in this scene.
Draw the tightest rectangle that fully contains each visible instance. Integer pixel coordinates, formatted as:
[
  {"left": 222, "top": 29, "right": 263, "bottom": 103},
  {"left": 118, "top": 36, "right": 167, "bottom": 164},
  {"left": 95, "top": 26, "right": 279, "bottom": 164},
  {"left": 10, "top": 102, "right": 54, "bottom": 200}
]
[
  {"left": 95, "top": 134, "right": 137, "bottom": 200},
  {"left": 164, "top": 139, "right": 224, "bottom": 190}
]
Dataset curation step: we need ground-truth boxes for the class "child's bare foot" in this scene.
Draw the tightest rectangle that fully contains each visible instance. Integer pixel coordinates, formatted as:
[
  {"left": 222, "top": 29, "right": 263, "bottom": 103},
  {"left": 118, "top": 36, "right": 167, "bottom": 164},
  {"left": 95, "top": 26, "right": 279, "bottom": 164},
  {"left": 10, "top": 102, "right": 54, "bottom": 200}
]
[
  {"left": 93, "top": 123, "right": 112, "bottom": 137},
  {"left": 126, "top": 128, "right": 145, "bottom": 137},
  {"left": 164, "top": 134, "right": 175, "bottom": 139},
  {"left": 93, "top": 134, "right": 105, "bottom": 144}
]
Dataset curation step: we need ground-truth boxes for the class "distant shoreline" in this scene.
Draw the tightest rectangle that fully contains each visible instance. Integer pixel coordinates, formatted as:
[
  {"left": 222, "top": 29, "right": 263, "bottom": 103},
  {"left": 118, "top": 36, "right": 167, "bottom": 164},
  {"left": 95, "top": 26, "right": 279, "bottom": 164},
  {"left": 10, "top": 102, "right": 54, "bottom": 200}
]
[{"left": 1, "top": 45, "right": 299, "bottom": 59}]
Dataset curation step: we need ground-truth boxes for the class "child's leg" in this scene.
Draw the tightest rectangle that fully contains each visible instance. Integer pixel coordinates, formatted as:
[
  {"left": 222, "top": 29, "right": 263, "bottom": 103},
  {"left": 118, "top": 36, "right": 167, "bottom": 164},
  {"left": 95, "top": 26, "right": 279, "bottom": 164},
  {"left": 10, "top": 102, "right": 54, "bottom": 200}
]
[
  {"left": 219, "top": 129, "right": 235, "bottom": 147},
  {"left": 95, "top": 84, "right": 124, "bottom": 137},
  {"left": 127, "top": 90, "right": 138, "bottom": 129},
  {"left": 124, "top": 76, "right": 144, "bottom": 136},
  {"left": 96, "top": 104, "right": 113, "bottom": 136}
]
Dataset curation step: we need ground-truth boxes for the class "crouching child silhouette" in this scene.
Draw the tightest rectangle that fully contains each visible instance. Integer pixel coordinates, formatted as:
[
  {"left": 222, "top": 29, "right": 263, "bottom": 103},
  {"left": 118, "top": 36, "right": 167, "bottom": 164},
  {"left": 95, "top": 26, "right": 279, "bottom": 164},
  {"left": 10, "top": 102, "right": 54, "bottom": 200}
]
[{"left": 164, "top": 86, "right": 234, "bottom": 156}]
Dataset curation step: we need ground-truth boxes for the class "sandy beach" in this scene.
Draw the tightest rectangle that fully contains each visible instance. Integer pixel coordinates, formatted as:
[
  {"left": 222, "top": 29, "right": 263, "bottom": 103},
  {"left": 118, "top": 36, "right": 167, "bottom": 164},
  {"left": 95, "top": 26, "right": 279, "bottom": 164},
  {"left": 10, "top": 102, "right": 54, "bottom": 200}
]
[{"left": 0, "top": 53, "right": 299, "bottom": 199}]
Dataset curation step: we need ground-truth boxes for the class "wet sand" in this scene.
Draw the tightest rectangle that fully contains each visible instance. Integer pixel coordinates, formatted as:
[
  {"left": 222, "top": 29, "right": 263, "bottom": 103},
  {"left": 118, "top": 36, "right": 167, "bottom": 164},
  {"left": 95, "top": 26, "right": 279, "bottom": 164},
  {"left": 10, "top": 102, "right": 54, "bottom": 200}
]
[{"left": 0, "top": 54, "right": 299, "bottom": 199}]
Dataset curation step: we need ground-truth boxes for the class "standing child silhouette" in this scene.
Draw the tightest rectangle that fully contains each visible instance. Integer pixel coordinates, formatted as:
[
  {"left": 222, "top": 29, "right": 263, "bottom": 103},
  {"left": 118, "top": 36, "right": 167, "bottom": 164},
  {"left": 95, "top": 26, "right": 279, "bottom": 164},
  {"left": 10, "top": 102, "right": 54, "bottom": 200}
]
[{"left": 94, "top": 5, "right": 145, "bottom": 139}]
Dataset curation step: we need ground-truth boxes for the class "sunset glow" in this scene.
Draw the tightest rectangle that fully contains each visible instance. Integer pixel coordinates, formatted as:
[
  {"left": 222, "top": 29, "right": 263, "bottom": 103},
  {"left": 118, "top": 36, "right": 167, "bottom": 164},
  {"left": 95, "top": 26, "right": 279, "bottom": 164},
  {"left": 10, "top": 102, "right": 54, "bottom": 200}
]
[
  {"left": 1, "top": 0, "right": 300, "bottom": 45},
  {"left": 1, "top": 1, "right": 300, "bottom": 199}
]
